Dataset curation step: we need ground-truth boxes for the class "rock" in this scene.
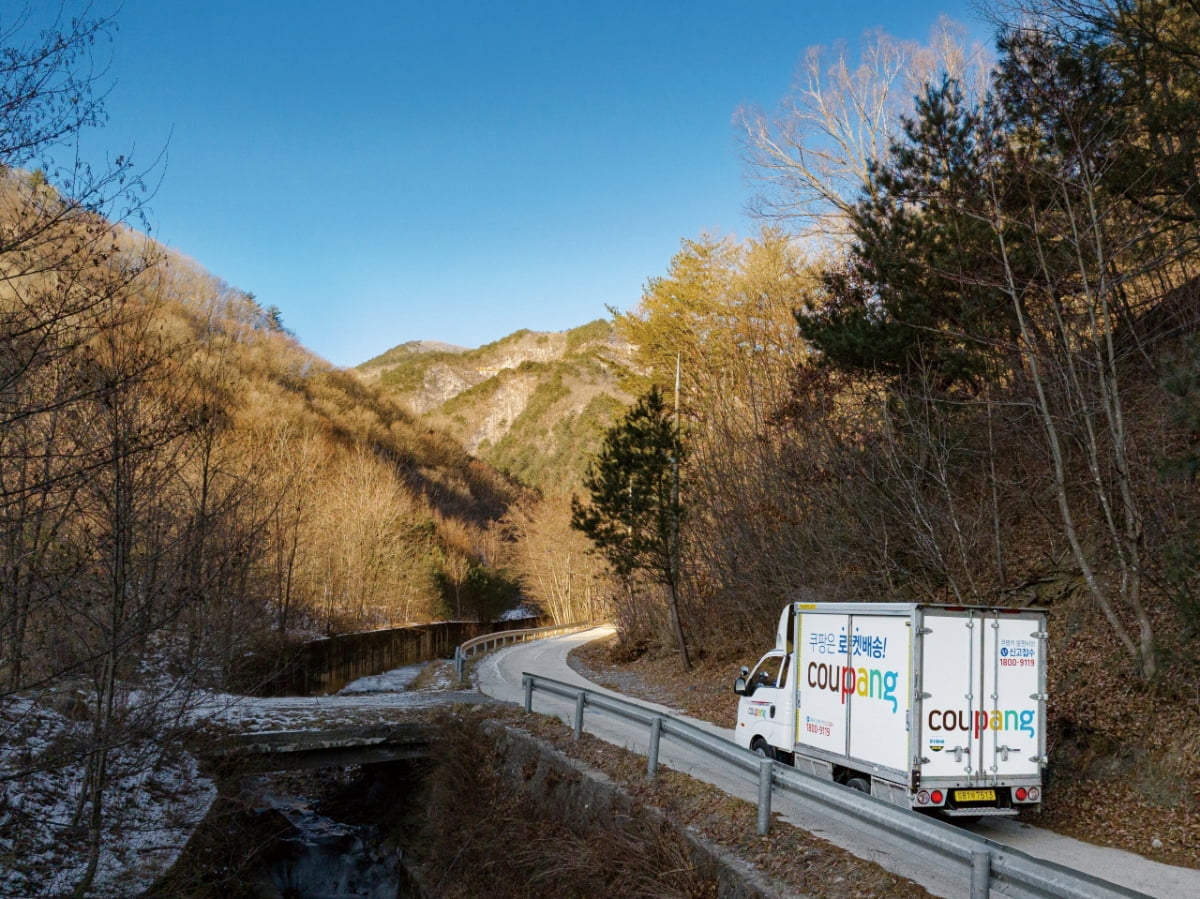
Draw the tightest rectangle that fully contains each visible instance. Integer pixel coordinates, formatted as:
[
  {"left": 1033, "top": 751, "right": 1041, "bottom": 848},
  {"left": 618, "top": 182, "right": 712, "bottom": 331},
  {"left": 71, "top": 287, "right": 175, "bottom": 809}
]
[{"left": 1151, "top": 837, "right": 1163, "bottom": 851}]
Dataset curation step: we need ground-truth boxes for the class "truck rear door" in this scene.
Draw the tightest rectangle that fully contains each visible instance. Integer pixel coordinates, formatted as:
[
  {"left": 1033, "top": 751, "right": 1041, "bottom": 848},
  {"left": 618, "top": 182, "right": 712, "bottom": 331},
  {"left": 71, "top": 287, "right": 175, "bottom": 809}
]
[
  {"left": 919, "top": 610, "right": 1043, "bottom": 784},
  {"left": 981, "top": 613, "right": 1043, "bottom": 780},
  {"left": 920, "top": 612, "right": 980, "bottom": 782}
]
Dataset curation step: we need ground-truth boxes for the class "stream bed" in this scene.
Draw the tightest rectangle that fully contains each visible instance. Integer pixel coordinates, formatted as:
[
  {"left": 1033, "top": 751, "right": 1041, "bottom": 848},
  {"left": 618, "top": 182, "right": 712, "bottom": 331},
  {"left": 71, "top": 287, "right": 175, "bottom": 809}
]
[
  {"left": 151, "top": 662, "right": 437, "bottom": 898},
  {"left": 149, "top": 761, "right": 427, "bottom": 898}
]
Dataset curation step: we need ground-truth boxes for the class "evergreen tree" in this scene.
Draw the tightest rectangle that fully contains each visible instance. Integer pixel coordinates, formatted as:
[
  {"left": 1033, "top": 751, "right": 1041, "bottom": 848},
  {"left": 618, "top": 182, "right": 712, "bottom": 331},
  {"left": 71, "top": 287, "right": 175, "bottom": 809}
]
[
  {"left": 1040, "top": 1, "right": 1200, "bottom": 232},
  {"left": 798, "top": 77, "right": 1017, "bottom": 391},
  {"left": 571, "top": 387, "right": 690, "bottom": 668}
]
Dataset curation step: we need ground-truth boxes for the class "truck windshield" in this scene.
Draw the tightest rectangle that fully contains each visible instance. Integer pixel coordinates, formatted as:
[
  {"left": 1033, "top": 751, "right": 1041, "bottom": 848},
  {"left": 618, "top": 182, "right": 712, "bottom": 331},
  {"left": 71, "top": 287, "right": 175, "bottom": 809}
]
[{"left": 752, "top": 654, "right": 786, "bottom": 689}]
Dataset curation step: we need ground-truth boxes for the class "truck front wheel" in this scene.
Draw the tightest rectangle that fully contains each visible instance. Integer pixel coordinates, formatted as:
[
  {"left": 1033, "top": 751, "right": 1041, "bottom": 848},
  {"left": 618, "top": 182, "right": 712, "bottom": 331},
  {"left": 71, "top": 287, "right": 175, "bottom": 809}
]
[{"left": 750, "top": 737, "right": 775, "bottom": 761}]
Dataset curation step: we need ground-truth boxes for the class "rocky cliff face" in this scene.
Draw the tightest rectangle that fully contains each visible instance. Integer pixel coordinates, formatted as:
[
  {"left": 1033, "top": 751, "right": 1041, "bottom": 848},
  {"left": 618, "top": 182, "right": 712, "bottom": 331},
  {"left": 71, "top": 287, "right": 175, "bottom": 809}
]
[
  {"left": 355, "top": 323, "right": 633, "bottom": 490},
  {"left": 408, "top": 331, "right": 570, "bottom": 414},
  {"left": 462, "top": 370, "right": 540, "bottom": 451},
  {"left": 410, "top": 362, "right": 479, "bottom": 414}
]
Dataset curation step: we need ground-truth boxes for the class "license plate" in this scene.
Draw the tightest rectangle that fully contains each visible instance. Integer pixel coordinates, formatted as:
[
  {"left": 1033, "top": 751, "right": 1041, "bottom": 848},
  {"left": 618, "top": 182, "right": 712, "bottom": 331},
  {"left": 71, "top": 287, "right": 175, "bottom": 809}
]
[{"left": 955, "top": 789, "right": 996, "bottom": 802}]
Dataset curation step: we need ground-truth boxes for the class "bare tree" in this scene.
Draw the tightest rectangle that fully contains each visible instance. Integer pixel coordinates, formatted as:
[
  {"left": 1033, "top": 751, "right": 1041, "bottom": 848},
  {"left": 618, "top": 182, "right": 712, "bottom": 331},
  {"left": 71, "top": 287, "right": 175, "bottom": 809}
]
[
  {"left": 740, "top": 17, "right": 991, "bottom": 239},
  {"left": 0, "top": 2, "right": 152, "bottom": 695},
  {"left": 310, "top": 444, "right": 428, "bottom": 627},
  {"left": 62, "top": 254, "right": 196, "bottom": 895},
  {"left": 504, "top": 493, "right": 607, "bottom": 624},
  {"left": 984, "top": 29, "right": 1160, "bottom": 678},
  {"left": 260, "top": 423, "right": 327, "bottom": 631}
]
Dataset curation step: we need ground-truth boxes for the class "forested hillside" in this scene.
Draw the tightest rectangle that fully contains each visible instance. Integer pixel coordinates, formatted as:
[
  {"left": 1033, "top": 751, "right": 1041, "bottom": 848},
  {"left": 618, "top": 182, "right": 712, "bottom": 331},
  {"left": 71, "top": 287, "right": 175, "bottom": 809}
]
[
  {"left": 564, "top": 3, "right": 1200, "bottom": 858},
  {"left": 0, "top": 182, "right": 526, "bottom": 684},
  {"left": 358, "top": 320, "right": 633, "bottom": 493},
  {"left": 0, "top": 12, "right": 530, "bottom": 891},
  {"left": 355, "top": 323, "right": 635, "bottom": 629}
]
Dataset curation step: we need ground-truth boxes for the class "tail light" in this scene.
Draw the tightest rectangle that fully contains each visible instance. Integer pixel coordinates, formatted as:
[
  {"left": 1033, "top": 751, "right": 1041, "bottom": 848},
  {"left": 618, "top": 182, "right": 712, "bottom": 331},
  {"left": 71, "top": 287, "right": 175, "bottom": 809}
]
[{"left": 1013, "top": 786, "right": 1040, "bottom": 803}]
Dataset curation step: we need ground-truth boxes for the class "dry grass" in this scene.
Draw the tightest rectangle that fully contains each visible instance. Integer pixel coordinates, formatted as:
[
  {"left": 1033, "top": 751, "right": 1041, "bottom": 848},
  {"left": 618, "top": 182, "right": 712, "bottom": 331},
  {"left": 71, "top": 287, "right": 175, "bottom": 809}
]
[
  {"left": 1033, "top": 607, "right": 1200, "bottom": 868},
  {"left": 414, "top": 710, "right": 722, "bottom": 899},
  {"left": 415, "top": 706, "right": 932, "bottom": 899}
]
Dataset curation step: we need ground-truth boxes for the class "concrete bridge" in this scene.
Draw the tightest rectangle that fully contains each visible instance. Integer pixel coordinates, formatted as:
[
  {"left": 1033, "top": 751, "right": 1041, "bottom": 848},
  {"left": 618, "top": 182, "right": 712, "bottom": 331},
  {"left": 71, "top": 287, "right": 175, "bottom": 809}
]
[{"left": 206, "top": 722, "right": 434, "bottom": 772}]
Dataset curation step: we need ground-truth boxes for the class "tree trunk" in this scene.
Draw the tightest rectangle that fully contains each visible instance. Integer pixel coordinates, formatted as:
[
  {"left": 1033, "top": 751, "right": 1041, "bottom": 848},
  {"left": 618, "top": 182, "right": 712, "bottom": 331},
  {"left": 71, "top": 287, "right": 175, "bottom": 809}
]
[{"left": 665, "top": 579, "right": 691, "bottom": 672}]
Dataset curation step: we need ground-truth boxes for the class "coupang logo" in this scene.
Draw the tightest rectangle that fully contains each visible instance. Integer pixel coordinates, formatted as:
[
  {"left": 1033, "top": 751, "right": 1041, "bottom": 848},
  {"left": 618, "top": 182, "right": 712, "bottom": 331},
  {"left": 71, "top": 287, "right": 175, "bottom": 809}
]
[
  {"left": 928, "top": 707, "right": 1037, "bottom": 739},
  {"left": 806, "top": 661, "right": 900, "bottom": 713},
  {"left": 805, "top": 626, "right": 901, "bottom": 713}
]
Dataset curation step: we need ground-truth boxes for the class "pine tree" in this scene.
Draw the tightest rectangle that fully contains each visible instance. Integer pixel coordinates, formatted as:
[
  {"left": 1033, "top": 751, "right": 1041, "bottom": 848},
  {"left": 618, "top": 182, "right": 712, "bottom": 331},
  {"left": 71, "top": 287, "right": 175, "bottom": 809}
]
[
  {"left": 571, "top": 387, "right": 690, "bottom": 669},
  {"left": 799, "top": 77, "right": 1017, "bottom": 391}
]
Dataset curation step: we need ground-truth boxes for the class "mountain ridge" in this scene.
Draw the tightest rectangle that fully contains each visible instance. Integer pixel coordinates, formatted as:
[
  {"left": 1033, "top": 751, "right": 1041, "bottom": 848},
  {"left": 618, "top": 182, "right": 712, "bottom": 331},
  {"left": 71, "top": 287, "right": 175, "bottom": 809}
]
[{"left": 356, "top": 320, "right": 634, "bottom": 491}]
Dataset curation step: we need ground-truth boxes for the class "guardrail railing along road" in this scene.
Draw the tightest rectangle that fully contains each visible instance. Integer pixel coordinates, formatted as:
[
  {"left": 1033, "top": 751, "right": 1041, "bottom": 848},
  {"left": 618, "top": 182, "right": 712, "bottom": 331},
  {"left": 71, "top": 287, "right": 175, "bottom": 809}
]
[
  {"left": 453, "top": 621, "right": 593, "bottom": 682},
  {"left": 520, "top": 672, "right": 1148, "bottom": 899}
]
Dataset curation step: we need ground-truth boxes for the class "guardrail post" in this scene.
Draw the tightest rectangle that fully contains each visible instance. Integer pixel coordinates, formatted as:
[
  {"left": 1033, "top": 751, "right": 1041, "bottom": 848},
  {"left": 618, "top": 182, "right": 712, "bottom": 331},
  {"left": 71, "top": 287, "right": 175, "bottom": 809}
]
[
  {"left": 523, "top": 675, "right": 533, "bottom": 713},
  {"left": 573, "top": 692, "right": 586, "bottom": 739},
  {"left": 757, "top": 760, "right": 773, "bottom": 835},
  {"left": 453, "top": 647, "right": 464, "bottom": 683},
  {"left": 647, "top": 716, "right": 663, "bottom": 779},
  {"left": 970, "top": 848, "right": 991, "bottom": 899}
]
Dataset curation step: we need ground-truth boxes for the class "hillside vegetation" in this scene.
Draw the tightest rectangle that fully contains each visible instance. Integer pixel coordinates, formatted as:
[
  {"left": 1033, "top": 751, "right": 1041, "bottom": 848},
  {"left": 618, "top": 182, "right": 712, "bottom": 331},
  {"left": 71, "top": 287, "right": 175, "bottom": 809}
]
[
  {"left": 557, "top": 4, "right": 1200, "bottom": 863},
  {"left": 354, "top": 324, "right": 636, "bottom": 632},
  {"left": 358, "top": 320, "right": 633, "bottom": 494}
]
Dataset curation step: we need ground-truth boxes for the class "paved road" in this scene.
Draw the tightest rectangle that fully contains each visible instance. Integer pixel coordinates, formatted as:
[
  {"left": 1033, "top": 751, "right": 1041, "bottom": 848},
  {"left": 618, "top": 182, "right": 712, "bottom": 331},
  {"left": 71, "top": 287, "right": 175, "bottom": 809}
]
[{"left": 475, "top": 626, "right": 1200, "bottom": 899}]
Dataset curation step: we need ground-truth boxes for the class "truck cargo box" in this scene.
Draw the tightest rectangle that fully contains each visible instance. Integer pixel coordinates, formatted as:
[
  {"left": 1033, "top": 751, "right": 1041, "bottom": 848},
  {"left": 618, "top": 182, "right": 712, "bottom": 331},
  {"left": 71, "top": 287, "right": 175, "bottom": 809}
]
[{"left": 735, "top": 602, "right": 1047, "bottom": 816}]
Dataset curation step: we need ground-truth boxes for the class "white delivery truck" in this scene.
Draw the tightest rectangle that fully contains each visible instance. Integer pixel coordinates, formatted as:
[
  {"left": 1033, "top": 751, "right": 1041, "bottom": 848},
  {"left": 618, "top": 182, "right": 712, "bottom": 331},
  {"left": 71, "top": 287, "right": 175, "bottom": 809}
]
[{"left": 734, "top": 602, "right": 1048, "bottom": 817}]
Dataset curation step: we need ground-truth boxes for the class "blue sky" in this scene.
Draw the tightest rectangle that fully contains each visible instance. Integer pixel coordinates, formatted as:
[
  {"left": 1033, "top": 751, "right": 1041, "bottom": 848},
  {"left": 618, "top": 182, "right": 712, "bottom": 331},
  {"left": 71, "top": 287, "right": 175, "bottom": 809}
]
[{"left": 30, "top": 0, "right": 986, "bottom": 367}]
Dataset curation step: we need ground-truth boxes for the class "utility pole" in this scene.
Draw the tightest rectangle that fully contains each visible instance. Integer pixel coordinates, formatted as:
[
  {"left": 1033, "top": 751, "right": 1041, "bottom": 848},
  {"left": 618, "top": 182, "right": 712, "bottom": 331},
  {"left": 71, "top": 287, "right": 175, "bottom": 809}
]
[{"left": 668, "top": 353, "right": 691, "bottom": 671}]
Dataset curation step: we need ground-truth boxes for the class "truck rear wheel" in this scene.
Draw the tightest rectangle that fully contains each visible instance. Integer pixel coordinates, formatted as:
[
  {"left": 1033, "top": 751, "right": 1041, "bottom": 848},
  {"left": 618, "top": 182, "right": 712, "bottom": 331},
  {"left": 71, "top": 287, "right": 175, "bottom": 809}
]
[{"left": 845, "top": 776, "right": 870, "bottom": 794}]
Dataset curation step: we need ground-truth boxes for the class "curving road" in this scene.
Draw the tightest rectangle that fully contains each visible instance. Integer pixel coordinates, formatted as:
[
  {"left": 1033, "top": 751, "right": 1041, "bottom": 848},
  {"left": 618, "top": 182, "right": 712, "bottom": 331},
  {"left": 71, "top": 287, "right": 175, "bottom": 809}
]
[{"left": 475, "top": 626, "right": 1200, "bottom": 899}]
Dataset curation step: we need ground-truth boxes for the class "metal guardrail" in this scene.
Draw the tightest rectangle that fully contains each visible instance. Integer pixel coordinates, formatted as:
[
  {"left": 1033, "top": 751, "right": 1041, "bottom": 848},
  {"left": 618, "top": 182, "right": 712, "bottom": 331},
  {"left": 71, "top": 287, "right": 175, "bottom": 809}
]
[
  {"left": 520, "top": 672, "right": 1148, "bottom": 899},
  {"left": 453, "top": 621, "right": 594, "bottom": 682}
]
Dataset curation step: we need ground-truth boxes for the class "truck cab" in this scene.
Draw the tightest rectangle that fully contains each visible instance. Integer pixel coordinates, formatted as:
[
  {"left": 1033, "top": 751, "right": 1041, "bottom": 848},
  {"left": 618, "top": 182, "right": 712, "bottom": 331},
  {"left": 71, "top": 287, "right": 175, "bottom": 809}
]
[
  {"left": 734, "top": 649, "right": 793, "bottom": 761},
  {"left": 734, "top": 605, "right": 795, "bottom": 761}
]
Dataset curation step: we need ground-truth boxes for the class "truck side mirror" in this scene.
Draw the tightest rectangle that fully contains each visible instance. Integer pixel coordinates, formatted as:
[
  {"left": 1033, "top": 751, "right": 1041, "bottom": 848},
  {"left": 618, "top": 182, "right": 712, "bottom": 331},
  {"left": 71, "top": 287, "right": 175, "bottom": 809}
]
[
  {"left": 740, "top": 666, "right": 749, "bottom": 678},
  {"left": 733, "top": 676, "right": 747, "bottom": 696}
]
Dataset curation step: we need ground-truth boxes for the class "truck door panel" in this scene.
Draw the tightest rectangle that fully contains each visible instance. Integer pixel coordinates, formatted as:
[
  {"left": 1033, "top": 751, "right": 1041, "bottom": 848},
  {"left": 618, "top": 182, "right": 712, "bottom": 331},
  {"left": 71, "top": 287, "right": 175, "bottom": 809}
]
[
  {"left": 845, "top": 614, "right": 910, "bottom": 775},
  {"left": 981, "top": 614, "right": 1043, "bottom": 778},
  {"left": 919, "top": 613, "right": 980, "bottom": 780}
]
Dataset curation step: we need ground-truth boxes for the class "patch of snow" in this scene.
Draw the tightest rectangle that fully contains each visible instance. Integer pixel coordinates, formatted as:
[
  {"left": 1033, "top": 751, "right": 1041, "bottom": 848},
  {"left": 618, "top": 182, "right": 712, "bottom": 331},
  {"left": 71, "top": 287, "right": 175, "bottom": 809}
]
[
  {"left": 338, "top": 663, "right": 425, "bottom": 695},
  {"left": 1, "top": 657, "right": 481, "bottom": 894},
  {"left": 190, "top": 658, "right": 477, "bottom": 734},
  {"left": 0, "top": 698, "right": 217, "bottom": 899}
]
